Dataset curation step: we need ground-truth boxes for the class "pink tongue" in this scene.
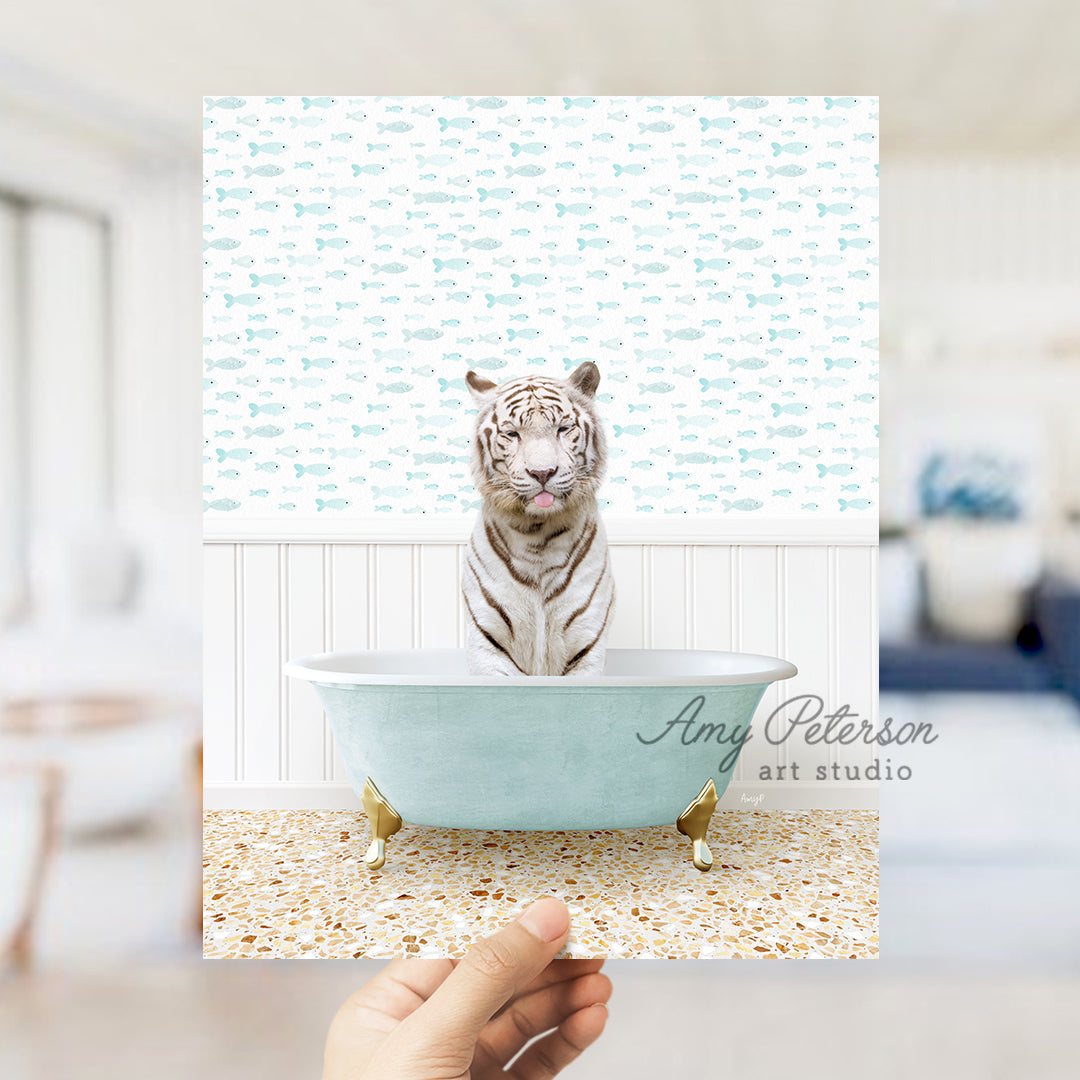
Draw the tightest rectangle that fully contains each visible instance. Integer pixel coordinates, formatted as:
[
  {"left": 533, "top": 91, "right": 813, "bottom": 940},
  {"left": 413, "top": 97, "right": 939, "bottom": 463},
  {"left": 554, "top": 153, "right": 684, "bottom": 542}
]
[{"left": 534, "top": 491, "right": 555, "bottom": 508}]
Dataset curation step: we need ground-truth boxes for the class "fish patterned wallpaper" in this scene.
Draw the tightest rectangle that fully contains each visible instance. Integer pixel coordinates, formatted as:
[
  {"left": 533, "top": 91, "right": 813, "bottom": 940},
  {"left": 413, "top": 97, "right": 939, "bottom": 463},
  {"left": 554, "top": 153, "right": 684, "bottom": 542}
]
[{"left": 203, "top": 95, "right": 878, "bottom": 518}]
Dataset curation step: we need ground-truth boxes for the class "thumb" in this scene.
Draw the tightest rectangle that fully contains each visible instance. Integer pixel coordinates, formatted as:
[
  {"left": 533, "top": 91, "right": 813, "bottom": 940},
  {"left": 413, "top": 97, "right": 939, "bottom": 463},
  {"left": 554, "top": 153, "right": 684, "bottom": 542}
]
[{"left": 401, "top": 897, "right": 570, "bottom": 1054}]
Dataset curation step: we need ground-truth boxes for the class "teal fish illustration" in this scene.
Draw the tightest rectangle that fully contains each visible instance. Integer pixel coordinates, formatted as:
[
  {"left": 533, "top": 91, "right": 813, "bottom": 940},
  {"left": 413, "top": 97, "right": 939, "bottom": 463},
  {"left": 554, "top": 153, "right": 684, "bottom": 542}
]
[
  {"left": 739, "top": 187, "right": 778, "bottom": 201},
  {"left": 414, "top": 452, "right": 455, "bottom": 464},
  {"left": 771, "top": 142, "right": 810, "bottom": 156},
  {"left": 613, "top": 163, "right": 647, "bottom": 176},
  {"left": 772, "top": 403, "right": 811, "bottom": 416},
  {"left": 216, "top": 187, "right": 254, "bottom": 202},
  {"left": 402, "top": 327, "right": 444, "bottom": 340},
  {"left": 432, "top": 258, "right": 472, "bottom": 273},
  {"left": 824, "top": 315, "right": 862, "bottom": 329},
  {"left": 638, "top": 382, "right": 674, "bottom": 393},
  {"left": 295, "top": 463, "right": 333, "bottom": 476},
  {"left": 838, "top": 498, "right": 873, "bottom": 511},
  {"left": 824, "top": 97, "right": 858, "bottom": 109},
  {"left": 484, "top": 293, "right": 525, "bottom": 308},
  {"left": 747, "top": 293, "right": 785, "bottom": 307},
  {"left": 301, "top": 97, "right": 337, "bottom": 109},
  {"left": 722, "top": 498, "right": 764, "bottom": 512},
  {"left": 509, "top": 142, "right": 548, "bottom": 156},
  {"left": 766, "top": 425, "right": 806, "bottom": 438},
  {"left": 634, "top": 262, "right": 669, "bottom": 274},
  {"left": 437, "top": 117, "right": 478, "bottom": 130},
  {"left": 294, "top": 202, "right": 332, "bottom": 216},
  {"left": 765, "top": 164, "right": 807, "bottom": 178},
  {"left": 243, "top": 164, "right": 285, "bottom": 178},
  {"left": 223, "top": 293, "right": 262, "bottom": 307},
  {"left": 204, "top": 238, "right": 241, "bottom": 251},
  {"left": 722, "top": 238, "right": 763, "bottom": 251},
  {"left": 249, "top": 402, "right": 287, "bottom": 416},
  {"left": 249, "top": 142, "right": 287, "bottom": 156},
  {"left": 205, "top": 97, "right": 245, "bottom": 110},
  {"left": 316, "top": 498, "right": 351, "bottom": 511},
  {"left": 824, "top": 357, "right": 860, "bottom": 370},
  {"left": 772, "top": 274, "right": 810, "bottom": 286},
  {"left": 467, "top": 97, "right": 508, "bottom": 110},
  {"left": 727, "top": 358, "right": 768, "bottom": 370},
  {"left": 250, "top": 273, "right": 287, "bottom": 286},
  {"left": 377, "top": 382, "right": 414, "bottom": 393},
  {"left": 243, "top": 425, "right": 284, "bottom": 438},
  {"left": 206, "top": 357, "right": 245, "bottom": 370},
  {"left": 302, "top": 357, "right": 336, "bottom": 370},
  {"left": 216, "top": 448, "right": 255, "bottom": 462},
  {"left": 555, "top": 202, "right": 594, "bottom": 216},
  {"left": 612, "top": 424, "right": 648, "bottom": 437},
  {"left": 818, "top": 464, "right": 858, "bottom": 476},
  {"left": 838, "top": 237, "right": 873, "bottom": 250},
  {"left": 767, "top": 328, "right": 802, "bottom": 341},
  {"left": 204, "top": 498, "right": 241, "bottom": 511},
  {"left": 817, "top": 202, "right": 856, "bottom": 216},
  {"left": 727, "top": 97, "right": 767, "bottom": 110},
  {"left": 694, "top": 258, "right": 733, "bottom": 272}
]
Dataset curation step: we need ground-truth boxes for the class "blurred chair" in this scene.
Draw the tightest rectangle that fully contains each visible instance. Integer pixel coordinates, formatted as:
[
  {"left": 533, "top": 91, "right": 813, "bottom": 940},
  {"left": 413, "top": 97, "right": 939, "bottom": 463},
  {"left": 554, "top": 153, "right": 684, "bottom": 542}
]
[{"left": 0, "top": 765, "right": 60, "bottom": 972}]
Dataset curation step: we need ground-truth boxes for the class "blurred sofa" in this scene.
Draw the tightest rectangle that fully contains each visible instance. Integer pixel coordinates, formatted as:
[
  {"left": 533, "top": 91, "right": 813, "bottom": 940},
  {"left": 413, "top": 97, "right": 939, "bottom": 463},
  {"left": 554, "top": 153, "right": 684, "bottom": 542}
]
[{"left": 880, "top": 576, "right": 1080, "bottom": 700}]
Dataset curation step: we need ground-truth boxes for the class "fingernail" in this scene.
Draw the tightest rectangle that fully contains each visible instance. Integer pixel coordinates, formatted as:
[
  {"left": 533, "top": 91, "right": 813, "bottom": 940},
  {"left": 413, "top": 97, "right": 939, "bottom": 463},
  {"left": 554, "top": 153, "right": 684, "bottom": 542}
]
[{"left": 517, "top": 898, "right": 569, "bottom": 942}]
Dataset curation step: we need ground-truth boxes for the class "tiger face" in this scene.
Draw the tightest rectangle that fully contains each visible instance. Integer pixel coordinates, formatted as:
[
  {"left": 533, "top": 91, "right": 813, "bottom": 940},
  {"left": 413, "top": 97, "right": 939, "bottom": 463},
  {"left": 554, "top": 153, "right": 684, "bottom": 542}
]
[{"left": 465, "top": 362, "right": 607, "bottom": 517}]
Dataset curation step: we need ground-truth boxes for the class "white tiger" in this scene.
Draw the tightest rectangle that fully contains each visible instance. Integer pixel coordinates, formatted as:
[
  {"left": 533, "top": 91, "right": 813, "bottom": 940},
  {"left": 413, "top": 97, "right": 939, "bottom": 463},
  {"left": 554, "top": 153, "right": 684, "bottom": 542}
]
[{"left": 462, "top": 361, "right": 615, "bottom": 676}]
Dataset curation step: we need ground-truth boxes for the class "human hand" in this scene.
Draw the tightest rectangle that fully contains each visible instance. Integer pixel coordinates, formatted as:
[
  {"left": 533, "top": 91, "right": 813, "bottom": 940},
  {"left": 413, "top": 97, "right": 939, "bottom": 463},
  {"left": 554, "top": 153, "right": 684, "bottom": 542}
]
[{"left": 324, "top": 897, "right": 610, "bottom": 1079}]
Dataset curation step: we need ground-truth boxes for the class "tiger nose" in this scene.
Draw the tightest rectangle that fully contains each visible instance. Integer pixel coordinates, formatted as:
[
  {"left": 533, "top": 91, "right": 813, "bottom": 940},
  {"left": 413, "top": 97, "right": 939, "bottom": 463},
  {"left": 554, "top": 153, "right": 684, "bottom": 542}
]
[{"left": 527, "top": 467, "right": 556, "bottom": 487}]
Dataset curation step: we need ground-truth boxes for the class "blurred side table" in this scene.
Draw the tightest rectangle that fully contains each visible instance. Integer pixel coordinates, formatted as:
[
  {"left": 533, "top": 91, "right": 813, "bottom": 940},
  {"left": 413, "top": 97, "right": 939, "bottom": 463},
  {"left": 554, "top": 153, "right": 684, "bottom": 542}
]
[{"left": 0, "top": 696, "right": 197, "bottom": 836}]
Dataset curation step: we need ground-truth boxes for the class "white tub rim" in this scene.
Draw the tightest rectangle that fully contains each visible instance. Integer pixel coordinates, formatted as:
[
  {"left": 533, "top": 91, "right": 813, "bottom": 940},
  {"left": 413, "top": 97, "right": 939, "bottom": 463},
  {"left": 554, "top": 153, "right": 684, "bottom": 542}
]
[{"left": 284, "top": 647, "right": 797, "bottom": 687}]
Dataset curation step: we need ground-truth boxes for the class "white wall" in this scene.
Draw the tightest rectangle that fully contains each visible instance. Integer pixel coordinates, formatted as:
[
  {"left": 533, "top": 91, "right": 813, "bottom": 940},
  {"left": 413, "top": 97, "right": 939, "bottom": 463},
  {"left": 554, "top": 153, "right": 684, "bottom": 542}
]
[
  {"left": 203, "top": 519, "right": 878, "bottom": 811},
  {"left": 882, "top": 160, "right": 1080, "bottom": 532}
]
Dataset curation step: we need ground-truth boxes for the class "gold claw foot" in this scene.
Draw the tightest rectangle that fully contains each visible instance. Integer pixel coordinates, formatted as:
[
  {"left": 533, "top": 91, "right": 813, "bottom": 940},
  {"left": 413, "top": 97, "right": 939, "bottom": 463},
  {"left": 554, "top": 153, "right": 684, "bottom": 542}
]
[
  {"left": 676, "top": 779, "right": 719, "bottom": 872},
  {"left": 360, "top": 777, "right": 402, "bottom": 871}
]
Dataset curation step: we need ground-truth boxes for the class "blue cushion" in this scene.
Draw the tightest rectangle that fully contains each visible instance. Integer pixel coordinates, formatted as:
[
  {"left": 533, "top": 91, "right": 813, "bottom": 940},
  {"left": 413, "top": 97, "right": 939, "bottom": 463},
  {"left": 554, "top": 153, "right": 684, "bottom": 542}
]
[{"left": 880, "top": 641, "right": 1056, "bottom": 693}]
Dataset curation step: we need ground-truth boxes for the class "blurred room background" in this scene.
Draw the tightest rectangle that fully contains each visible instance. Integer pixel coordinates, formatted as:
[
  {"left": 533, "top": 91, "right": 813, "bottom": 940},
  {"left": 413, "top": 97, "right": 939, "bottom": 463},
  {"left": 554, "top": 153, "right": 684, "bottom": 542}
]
[{"left": 1, "top": 1, "right": 1079, "bottom": 1077}]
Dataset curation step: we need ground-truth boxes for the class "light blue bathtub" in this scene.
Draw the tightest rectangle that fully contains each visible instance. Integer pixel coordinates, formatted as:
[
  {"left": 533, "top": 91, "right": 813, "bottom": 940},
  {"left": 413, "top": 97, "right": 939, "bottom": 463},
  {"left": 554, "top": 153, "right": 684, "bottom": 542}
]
[{"left": 285, "top": 648, "right": 796, "bottom": 870}]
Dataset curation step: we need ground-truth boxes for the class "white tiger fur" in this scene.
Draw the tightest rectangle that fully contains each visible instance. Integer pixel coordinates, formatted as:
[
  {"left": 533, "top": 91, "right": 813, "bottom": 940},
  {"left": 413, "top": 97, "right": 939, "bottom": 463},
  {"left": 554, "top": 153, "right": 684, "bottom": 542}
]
[{"left": 462, "top": 361, "right": 615, "bottom": 676}]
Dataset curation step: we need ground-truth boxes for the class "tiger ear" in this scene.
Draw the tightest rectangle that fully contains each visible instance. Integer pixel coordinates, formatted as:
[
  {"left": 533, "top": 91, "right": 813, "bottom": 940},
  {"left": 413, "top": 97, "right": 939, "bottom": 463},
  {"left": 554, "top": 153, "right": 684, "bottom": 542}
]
[
  {"left": 566, "top": 361, "right": 600, "bottom": 399},
  {"left": 466, "top": 370, "right": 497, "bottom": 401}
]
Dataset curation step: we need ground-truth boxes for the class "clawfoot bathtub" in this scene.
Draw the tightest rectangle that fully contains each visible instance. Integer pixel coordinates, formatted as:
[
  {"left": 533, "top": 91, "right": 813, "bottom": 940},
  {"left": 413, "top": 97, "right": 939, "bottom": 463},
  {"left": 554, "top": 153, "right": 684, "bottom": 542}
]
[{"left": 284, "top": 648, "right": 797, "bottom": 871}]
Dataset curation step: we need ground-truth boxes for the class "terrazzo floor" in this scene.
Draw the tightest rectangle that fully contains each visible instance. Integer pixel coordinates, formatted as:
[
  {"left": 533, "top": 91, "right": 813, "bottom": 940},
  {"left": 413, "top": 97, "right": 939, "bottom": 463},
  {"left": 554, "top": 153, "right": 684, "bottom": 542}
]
[{"left": 203, "top": 809, "right": 878, "bottom": 960}]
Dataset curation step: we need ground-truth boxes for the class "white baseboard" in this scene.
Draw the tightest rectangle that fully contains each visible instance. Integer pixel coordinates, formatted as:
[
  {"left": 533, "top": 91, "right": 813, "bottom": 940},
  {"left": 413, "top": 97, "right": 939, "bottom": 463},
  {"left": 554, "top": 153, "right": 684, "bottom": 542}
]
[{"left": 203, "top": 781, "right": 878, "bottom": 813}]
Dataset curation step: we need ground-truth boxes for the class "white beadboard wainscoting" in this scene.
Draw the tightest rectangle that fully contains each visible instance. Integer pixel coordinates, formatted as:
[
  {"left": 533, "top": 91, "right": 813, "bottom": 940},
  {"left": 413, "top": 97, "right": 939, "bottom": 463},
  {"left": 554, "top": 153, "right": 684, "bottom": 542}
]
[{"left": 203, "top": 517, "right": 878, "bottom": 811}]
